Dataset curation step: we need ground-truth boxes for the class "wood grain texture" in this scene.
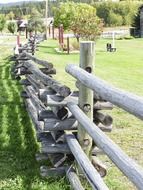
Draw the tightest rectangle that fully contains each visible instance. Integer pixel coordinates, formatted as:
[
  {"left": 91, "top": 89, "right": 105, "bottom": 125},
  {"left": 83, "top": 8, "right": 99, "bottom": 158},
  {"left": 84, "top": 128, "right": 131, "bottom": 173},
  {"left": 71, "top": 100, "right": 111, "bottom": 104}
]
[
  {"left": 67, "top": 102, "right": 143, "bottom": 190},
  {"left": 66, "top": 65, "right": 143, "bottom": 120},
  {"left": 66, "top": 132, "right": 109, "bottom": 190},
  {"left": 20, "top": 52, "right": 53, "bottom": 69},
  {"left": 66, "top": 167, "right": 85, "bottom": 190},
  {"left": 24, "top": 61, "right": 71, "bottom": 97}
]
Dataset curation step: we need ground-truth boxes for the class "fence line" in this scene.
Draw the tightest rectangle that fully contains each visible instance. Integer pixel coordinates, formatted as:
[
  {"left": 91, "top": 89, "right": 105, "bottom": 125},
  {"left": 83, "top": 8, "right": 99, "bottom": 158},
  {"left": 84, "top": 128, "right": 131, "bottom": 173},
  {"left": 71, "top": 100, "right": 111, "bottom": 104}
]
[{"left": 11, "top": 36, "right": 143, "bottom": 190}]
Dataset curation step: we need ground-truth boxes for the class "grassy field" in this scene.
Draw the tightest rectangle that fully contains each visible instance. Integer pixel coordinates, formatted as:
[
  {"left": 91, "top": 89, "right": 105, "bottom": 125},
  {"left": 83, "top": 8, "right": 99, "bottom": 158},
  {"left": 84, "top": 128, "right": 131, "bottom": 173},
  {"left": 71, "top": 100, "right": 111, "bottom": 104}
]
[
  {"left": 0, "top": 35, "right": 143, "bottom": 190},
  {"left": 0, "top": 36, "right": 69, "bottom": 190}
]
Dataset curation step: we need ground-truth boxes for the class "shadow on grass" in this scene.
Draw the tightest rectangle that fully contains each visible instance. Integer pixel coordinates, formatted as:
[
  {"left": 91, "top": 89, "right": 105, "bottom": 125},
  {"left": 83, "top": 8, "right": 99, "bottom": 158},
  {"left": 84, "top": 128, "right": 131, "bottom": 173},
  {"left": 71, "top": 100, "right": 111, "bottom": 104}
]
[
  {"left": 38, "top": 44, "right": 70, "bottom": 56},
  {"left": 0, "top": 55, "right": 70, "bottom": 190},
  {"left": 0, "top": 55, "right": 40, "bottom": 190}
]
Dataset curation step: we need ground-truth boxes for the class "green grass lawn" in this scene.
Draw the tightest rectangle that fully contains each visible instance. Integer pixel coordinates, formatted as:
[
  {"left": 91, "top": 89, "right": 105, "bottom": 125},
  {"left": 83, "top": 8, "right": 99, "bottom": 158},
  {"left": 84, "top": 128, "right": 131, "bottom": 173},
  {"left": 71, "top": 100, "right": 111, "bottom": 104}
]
[
  {"left": 0, "top": 36, "right": 69, "bottom": 190},
  {"left": 0, "top": 36, "right": 143, "bottom": 190},
  {"left": 36, "top": 37, "right": 143, "bottom": 190}
]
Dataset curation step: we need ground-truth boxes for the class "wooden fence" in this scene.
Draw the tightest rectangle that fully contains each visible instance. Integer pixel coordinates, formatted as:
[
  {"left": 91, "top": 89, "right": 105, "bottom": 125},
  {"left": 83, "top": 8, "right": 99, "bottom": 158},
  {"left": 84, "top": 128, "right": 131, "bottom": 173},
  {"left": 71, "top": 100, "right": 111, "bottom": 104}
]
[{"left": 11, "top": 38, "right": 143, "bottom": 190}]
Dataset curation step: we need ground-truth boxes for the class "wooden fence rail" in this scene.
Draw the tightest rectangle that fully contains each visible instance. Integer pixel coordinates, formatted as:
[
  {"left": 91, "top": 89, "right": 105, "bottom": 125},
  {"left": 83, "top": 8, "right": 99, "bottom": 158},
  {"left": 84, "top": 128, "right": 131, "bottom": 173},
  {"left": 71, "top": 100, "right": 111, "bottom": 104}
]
[
  {"left": 67, "top": 102, "right": 143, "bottom": 189},
  {"left": 66, "top": 64, "right": 143, "bottom": 120},
  {"left": 11, "top": 37, "right": 143, "bottom": 190}
]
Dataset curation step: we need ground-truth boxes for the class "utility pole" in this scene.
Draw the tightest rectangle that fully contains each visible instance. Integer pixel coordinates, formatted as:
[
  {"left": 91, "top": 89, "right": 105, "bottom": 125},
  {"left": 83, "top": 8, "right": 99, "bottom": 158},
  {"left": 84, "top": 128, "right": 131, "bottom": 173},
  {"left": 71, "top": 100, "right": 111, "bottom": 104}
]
[{"left": 45, "top": 0, "right": 48, "bottom": 40}]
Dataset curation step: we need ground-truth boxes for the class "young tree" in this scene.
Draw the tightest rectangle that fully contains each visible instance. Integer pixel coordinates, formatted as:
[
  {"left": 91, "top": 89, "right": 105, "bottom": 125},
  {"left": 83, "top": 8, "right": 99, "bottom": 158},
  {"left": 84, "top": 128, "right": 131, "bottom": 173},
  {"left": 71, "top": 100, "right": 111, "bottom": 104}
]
[
  {"left": 54, "top": 2, "right": 103, "bottom": 41},
  {"left": 27, "top": 8, "right": 44, "bottom": 34},
  {"left": 0, "top": 15, "right": 6, "bottom": 33},
  {"left": 7, "top": 11, "right": 15, "bottom": 20},
  {"left": 7, "top": 22, "right": 17, "bottom": 34},
  {"left": 53, "top": 2, "right": 76, "bottom": 30},
  {"left": 70, "top": 3, "right": 103, "bottom": 41}
]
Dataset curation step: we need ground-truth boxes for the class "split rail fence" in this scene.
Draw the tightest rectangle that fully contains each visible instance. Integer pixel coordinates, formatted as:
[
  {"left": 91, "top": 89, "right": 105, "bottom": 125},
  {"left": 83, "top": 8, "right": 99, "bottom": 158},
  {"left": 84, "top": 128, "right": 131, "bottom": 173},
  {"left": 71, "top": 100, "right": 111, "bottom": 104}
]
[{"left": 11, "top": 37, "right": 143, "bottom": 190}]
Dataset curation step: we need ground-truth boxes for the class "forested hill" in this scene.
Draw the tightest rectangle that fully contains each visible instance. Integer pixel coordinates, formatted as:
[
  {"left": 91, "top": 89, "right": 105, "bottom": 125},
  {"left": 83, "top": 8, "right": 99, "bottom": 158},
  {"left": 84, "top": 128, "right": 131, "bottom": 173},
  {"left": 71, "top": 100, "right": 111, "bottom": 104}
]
[
  {"left": 0, "top": 1, "right": 42, "bottom": 7},
  {"left": 0, "top": 1, "right": 45, "bottom": 16}
]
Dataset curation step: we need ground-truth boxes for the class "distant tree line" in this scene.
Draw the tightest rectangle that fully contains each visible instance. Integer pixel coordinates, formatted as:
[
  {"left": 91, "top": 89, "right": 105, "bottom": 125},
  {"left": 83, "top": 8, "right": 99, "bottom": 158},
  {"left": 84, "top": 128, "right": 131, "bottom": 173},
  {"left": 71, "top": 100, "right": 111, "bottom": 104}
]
[
  {"left": 93, "top": 1, "right": 142, "bottom": 27},
  {"left": 0, "top": 2, "right": 45, "bottom": 19},
  {"left": 0, "top": 0, "right": 142, "bottom": 33}
]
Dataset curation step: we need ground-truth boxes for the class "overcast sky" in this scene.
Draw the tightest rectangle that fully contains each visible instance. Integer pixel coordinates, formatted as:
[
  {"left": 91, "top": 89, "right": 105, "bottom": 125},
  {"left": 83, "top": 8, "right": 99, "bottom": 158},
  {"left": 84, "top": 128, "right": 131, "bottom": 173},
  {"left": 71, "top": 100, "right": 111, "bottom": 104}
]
[{"left": 0, "top": 0, "right": 43, "bottom": 4}]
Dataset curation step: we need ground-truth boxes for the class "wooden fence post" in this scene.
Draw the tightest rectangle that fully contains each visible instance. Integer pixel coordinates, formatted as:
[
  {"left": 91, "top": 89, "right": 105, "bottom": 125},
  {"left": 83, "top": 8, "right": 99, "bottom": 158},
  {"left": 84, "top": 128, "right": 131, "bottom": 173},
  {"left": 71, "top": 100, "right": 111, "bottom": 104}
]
[
  {"left": 67, "top": 37, "right": 69, "bottom": 54},
  {"left": 78, "top": 41, "right": 95, "bottom": 157},
  {"left": 52, "top": 24, "right": 55, "bottom": 39}
]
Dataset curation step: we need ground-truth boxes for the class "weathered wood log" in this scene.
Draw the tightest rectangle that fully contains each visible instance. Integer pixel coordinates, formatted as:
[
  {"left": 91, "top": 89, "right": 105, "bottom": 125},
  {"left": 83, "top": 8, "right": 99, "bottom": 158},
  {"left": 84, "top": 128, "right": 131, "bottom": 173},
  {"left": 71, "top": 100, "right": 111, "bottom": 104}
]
[
  {"left": 15, "top": 75, "right": 21, "bottom": 80},
  {"left": 38, "top": 110, "right": 56, "bottom": 121},
  {"left": 16, "top": 57, "right": 29, "bottom": 61},
  {"left": 66, "top": 65, "right": 143, "bottom": 121},
  {"left": 94, "top": 101, "right": 113, "bottom": 110},
  {"left": 24, "top": 98, "right": 44, "bottom": 131},
  {"left": 35, "top": 153, "right": 49, "bottom": 161},
  {"left": 23, "top": 61, "right": 71, "bottom": 97},
  {"left": 15, "top": 67, "right": 56, "bottom": 75},
  {"left": 27, "top": 75, "right": 46, "bottom": 91},
  {"left": 93, "top": 111, "right": 113, "bottom": 126},
  {"left": 51, "top": 106, "right": 72, "bottom": 120},
  {"left": 92, "top": 156, "right": 107, "bottom": 177},
  {"left": 76, "top": 81, "right": 103, "bottom": 101},
  {"left": 21, "top": 52, "right": 53, "bottom": 69},
  {"left": 65, "top": 132, "right": 109, "bottom": 190},
  {"left": 44, "top": 118, "right": 77, "bottom": 131},
  {"left": 92, "top": 147, "right": 104, "bottom": 156},
  {"left": 49, "top": 154, "right": 67, "bottom": 168},
  {"left": 36, "top": 133, "right": 67, "bottom": 167},
  {"left": 97, "top": 123, "right": 112, "bottom": 132},
  {"left": 94, "top": 92, "right": 104, "bottom": 101},
  {"left": 66, "top": 167, "right": 85, "bottom": 190},
  {"left": 39, "top": 93, "right": 78, "bottom": 106},
  {"left": 25, "top": 86, "right": 46, "bottom": 111},
  {"left": 38, "top": 89, "right": 57, "bottom": 104},
  {"left": 41, "top": 141, "right": 71, "bottom": 154},
  {"left": 18, "top": 47, "right": 33, "bottom": 51},
  {"left": 40, "top": 132, "right": 70, "bottom": 153},
  {"left": 67, "top": 102, "right": 143, "bottom": 189},
  {"left": 21, "top": 91, "right": 29, "bottom": 98},
  {"left": 77, "top": 41, "right": 94, "bottom": 158},
  {"left": 20, "top": 79, "right": 31, "bottom": 86},
  {"left": 51, "top": 131, "right": 65, "bottom": 143},
  {"left": 36, "top": 131, "right": 54, "bottom": 142},
  {"left": 40, "top": 166, "right": 67, "bottom": 177}
]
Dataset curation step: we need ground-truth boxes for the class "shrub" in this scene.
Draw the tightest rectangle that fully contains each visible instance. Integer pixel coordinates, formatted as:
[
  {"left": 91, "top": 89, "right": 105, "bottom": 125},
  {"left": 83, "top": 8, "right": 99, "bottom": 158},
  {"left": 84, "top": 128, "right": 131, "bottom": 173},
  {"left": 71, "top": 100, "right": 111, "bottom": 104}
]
[
  {"left": 107, "top": 11, "right": 123, "bottom": 26},
  {"left": 7, "top": 22, "right": 17, "bottom": 34}
]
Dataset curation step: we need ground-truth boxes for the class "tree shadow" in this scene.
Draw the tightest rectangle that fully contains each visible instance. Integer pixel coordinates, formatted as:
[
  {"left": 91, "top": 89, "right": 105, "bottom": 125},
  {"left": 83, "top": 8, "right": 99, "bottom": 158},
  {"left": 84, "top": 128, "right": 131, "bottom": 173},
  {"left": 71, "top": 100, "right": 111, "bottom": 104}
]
[
  {"left": 0, "top": 55, "right": 41, "bottom": 190},
  {"left": 38, "top": 44, "right": 70, "bottom": 56},
  {"left": 0, "top": 54, "right": 70, "bottom": 190}
]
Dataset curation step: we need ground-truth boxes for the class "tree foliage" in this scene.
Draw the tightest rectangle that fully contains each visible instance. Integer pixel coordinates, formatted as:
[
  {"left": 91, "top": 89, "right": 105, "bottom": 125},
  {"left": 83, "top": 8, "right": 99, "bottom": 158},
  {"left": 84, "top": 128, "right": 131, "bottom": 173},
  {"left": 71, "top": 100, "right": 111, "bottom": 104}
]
[
  {"left": 7, "top": 21, "right": 17, "bottom": 34},
  {"left": 27, "top": 8, "right": 44, "bottom": 34},
  {"left": 6, "top": 11, "right": 15, "bottom": 20},
  {"left": 54, "top": 2, "right": 103, "bottom": 41},
  {"left": 94, "top": 1, "right": 140, "bottom": 27},
  {"left": 0, "top": 15, "right": 6, "bottom": 32},
  {"left": 0, "top": 1, "right": 45, "bottom": 19}
]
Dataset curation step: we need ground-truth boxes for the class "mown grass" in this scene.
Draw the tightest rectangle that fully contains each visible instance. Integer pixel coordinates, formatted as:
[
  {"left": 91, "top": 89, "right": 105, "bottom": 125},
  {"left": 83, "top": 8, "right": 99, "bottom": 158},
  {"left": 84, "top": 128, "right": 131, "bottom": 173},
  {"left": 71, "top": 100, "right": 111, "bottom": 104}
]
[
  {"left": 0, "top": 36, "right": 70, "bottom": 190},
  {"left": 0, "top": 35, "right": 143, "bottom": 190},
  {"left": 36, "top": 37, "right": 143, "bottom": 190}
]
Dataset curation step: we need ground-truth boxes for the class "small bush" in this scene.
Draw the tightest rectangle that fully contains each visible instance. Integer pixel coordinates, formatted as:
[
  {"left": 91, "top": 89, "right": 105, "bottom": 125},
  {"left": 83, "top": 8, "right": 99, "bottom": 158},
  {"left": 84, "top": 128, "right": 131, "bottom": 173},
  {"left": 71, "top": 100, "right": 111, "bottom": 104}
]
[
  {"left": 71, "top": 39, "right": 79, "bottom": 50},
  {"left": 7, "top": 22, "right": 17, "bottom": 34},
  {"left": 107, "top": 11, "right": 123, "bottom": 26},
  {"left": 124, "top": 35, "right": 134, "bottom": 40}
]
